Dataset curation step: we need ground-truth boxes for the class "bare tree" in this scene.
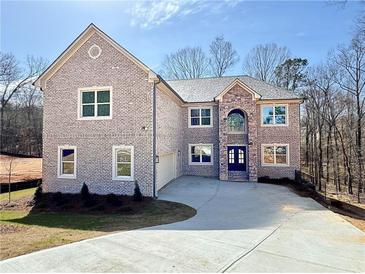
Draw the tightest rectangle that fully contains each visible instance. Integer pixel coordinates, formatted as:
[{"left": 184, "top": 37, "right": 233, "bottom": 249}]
[
  {"left": 334, "top": 32, "right": 365, "bottom": 203},
  {"left": 2, "top": 157, "right": 16, "bottom": 203},
  {"left": 243, "top": 43, "right": 290, "bottom": 83},
  {"left": 0, "top": 53, "right": 47, "bottom": 151},
  {"left": 209, "top": 35, "right": 239, "bottom": 77},
  {"left": 161, "top": 47, "right": 209, "bottom": 79}
]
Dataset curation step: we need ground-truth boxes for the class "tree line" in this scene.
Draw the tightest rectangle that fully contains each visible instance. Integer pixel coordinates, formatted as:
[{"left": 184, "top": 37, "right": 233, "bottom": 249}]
[{"left": 0, "top": 53, "right": 47, "bottom": 156}]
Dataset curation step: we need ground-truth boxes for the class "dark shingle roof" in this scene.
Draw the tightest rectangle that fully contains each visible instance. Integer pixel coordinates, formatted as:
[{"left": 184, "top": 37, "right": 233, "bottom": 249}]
[{"left": 166, "top": 75, "right": 301, "bottom": 103}]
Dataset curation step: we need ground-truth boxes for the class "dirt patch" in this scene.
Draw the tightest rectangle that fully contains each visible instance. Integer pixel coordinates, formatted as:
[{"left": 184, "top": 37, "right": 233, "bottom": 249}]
[
  {"left": 258, "top": 177, "right": 365, "bottom": 232},
  {"left": 0, "top": 155, "right": 42, "bottom": 183},
  {"left": 0, "top": 223, "right": 29, "bottom": 234}
]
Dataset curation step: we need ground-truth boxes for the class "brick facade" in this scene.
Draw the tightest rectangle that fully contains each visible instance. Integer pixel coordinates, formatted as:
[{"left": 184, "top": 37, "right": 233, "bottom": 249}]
[
  {"left": 41, "top": 26, "right": 301, "bottom": 197},
  {"left": 43, "top": 33, "right": 154, "bottom": 196}
]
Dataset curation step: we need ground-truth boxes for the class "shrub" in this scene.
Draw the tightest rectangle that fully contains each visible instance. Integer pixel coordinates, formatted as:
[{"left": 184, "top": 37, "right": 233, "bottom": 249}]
[
  {"left": 52, "top": 192, "right": 64, "bottom": 206},
  {"left": 106, "top": 193, "right": 123, "bottom": 206},
  {"left": 83, "top": 196, "right": 97, "bottom": 207},
  {"left": 33, "top": 184, "right": 43, "bottom": 203},
  {"left": 133, "top": 181, "right": 143, "bottom": 202},
  {"left": 80, "top": 183, "right": 90, "bottom": 201}
]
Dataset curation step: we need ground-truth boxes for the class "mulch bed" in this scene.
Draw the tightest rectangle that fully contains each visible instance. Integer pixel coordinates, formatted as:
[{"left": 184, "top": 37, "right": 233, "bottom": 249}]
[{"left": 32, "top": 192, "right": 156, "bottom": 215}]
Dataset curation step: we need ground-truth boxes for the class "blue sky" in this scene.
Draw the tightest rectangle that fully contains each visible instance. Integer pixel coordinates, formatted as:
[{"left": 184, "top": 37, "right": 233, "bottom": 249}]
[{"left": 1, "top": 0, "right": 364, "bottom": 75}]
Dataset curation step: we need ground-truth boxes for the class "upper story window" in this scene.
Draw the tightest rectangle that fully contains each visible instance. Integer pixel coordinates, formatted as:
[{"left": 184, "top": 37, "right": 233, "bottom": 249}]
[
  {"left": 78, "top": 87, "right": 112, "bottom": 120},
  {"left": 227, "top": 109, "right": 246, "bottom": 133},
  {"left": 58, "top": 146, "right": 77, "bottom": 179},
  {"left": 261, "top": 105, "right": 288, "bottom": 126},
  {"left": 188, "top": 107, "right": 212, "bottom": 128}
]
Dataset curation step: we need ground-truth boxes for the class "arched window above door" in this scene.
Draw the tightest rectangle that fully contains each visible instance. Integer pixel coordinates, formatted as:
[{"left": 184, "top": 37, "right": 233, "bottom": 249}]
[{"left": 227, "top": 109, "right": 246, "bottom": 133}]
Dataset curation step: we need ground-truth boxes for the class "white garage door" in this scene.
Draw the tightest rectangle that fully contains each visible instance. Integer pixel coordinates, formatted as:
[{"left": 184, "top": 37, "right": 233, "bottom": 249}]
[{"left": 157, "top": 153, "right": 176, "bottom": 191}]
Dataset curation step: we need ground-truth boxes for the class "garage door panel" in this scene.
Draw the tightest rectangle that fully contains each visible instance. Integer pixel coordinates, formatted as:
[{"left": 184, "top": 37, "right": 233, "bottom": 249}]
[{"left": 157, "top": 153, "right": 176, "bottom": 191}]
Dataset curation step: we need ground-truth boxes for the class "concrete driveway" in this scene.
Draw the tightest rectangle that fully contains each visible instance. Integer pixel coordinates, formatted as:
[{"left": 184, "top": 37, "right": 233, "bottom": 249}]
[{"left": 1, "top": 176, "right": 364, "bottom": 272}]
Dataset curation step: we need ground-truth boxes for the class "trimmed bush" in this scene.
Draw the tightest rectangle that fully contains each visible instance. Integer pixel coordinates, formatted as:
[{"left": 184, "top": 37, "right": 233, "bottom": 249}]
[
  {"left": 33, "top": 184, "right": 43, "bottom": 203},
  {"left": 133, "top": 181, "right": 143, "bottom": 202},
  {"left": 80, "top": 183, "right": 90, "bottom": 201}
]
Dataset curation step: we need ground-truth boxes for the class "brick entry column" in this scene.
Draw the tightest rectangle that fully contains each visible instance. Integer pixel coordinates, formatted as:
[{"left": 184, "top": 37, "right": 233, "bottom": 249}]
[{"left": 218, "top": 85, "right": 258, "bottom": 181}]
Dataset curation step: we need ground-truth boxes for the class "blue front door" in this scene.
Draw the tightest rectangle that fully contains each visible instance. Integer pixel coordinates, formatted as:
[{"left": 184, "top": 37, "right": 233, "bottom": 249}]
[{"left": 228, "top": 146, "right": 246, "bottom": 171}]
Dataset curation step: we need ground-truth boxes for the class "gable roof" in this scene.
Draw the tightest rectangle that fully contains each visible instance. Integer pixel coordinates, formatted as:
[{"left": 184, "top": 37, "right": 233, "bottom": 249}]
[
  {"left": 34, "top": 23, "right": 157, "bottom": 89},
  {"left": 166, "top": 75, "right": 302, "bottom": 103}
]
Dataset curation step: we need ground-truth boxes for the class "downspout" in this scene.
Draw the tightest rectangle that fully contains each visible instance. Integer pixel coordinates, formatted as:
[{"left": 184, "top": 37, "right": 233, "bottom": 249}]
[{"left": 152, "top": 77, "right": 160, "bottom": 198}]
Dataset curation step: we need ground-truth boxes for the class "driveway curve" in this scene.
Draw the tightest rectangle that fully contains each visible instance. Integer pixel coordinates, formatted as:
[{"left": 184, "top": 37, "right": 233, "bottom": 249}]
[{"left": 1, "top": 176, "right": 364, "bottom": 272}]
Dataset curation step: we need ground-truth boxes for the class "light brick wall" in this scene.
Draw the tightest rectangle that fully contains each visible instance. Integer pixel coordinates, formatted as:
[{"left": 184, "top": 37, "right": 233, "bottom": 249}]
[
  {"left": 43, "top": 33, "right": 154, "bottom": 196},
  {"left": 256, "top": 103, "right": 301, "bottom": 179},
  {"left": 156, "top": 89, "right": 183, "bottom": 177},
  {"left": 219, "top": 85, "right": 258, "bottom": 181},
  {"left": 182, "top": 105, "right": 219, "bottom": 177}
]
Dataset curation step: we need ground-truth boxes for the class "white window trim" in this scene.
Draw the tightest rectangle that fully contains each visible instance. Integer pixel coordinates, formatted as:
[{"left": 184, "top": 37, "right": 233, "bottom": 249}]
[
  {"left": 188, "top": 107, "right": 213, "bottom": 128},
  {"left": 260, "top": 104, "right": 289, "bottom": 127},
  {"left": 112, "top": 145, "right": 134, "bottom": 181},
  {"left": 261, "top": 144, "right": 290, "bottom": 167},
  {"left": 78, "top": 86, "right": 113, "bottom": 120},
  {"left": 57, "top": 145, "right": 77, "bottom": 179},
  {"left": 188, "top": 143, "right": 213, "bottom": 165}
]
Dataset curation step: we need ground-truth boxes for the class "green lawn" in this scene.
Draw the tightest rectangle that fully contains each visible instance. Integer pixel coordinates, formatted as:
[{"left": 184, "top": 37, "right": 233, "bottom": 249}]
[
  {"left": 0, "top": 194, "right": 196, "bottom": 260},
  {"left": 0, "top": 188, "right": 36, "bottom": 202}
]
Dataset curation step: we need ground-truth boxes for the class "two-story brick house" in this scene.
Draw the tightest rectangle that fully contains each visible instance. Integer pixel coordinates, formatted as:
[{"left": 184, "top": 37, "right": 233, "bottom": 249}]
[{"left": 35, "top": 24, "right": 302, "bottom": 197}]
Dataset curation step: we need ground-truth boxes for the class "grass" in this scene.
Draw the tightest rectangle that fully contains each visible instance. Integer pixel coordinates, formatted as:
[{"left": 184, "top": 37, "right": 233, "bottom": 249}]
[
  {"left": 0, "top": 190, "right": 196, "bottom": 260},
  {"left": 0, "top": 188, "right": 36, "bottom": 202}
]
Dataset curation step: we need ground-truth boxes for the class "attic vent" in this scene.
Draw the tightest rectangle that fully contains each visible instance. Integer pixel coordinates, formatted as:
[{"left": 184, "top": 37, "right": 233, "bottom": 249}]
[{"left": 88, "top": 44, "right": 102, "bottom": 59}]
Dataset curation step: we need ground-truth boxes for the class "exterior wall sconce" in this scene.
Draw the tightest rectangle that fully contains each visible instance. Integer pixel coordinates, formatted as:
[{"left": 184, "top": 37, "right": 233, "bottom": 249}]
[{"left": 155, "top": 155, "right": 159, "bottom": 163}]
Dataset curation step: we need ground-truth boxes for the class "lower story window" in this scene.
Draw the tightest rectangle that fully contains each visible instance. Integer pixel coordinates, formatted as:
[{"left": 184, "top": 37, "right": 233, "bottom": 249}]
[
  {"left": 262, "top": 144, "right": 289, "bottom": 166},
  {"left": 113, "top": 145, "right": 134, "bottom": 180},
  {"left": 58, "top": 146, "right": 76, "bottom": 179},
  {"left": 189, "top": 144, "right": 213, "bottom": 165}
]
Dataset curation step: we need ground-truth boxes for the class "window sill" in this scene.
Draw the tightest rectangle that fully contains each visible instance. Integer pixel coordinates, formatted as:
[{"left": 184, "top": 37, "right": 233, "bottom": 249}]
[
  {"left": 58, "top": 175, "right": 76, "bottom": 179},
  {"left": 261, "top": 164, "right": 289, "bottom": 167},
  {"left": 260, "top": 124, "right": 288, "bottom": 127},
  {"left": 112, "top": 177, "right": 134, "bottom": 181},
  {"left": 78, "top": 116, "right": 112, "bottom": 121},
  {"left": 227, "top": 131, "right": 246, "bottom": 134},
  {"left": 188, "top": 125, "right": 213, "bottom": 128},
  {"left": 189, "top": 162, "right": 213, "bottom": 166}
]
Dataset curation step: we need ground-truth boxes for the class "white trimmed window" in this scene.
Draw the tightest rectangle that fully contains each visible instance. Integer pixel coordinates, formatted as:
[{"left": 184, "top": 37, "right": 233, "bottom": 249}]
[
  {"left": 58, "top": 146, "right": 77, "bottom": 179},
  {"left": 112, "top": 145, "right": 134, "bottom": 181},
  {"left": 261, "top": 105, "right": 288, "bottom": 126},
  {"left": 188, "top": 107, "right": 212, "bottom": 127},
  {"left": 262, "top": 144, "right": 289, "bottom": 166},
  {"left": 189, "top": 144, "right": 213, "bottom": 165},
  {"left": 78, "top": 87, "right": 112, "bottom": 119}
]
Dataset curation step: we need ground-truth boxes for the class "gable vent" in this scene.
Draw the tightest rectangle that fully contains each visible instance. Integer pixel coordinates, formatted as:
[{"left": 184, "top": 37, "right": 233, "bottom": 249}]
[{"left": 88, "top": 44, "right": 102, "bottom": 59}]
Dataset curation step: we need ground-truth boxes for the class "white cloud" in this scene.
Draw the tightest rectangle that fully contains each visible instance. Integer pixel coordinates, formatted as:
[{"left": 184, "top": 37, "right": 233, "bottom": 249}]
[{"left": 128, "top": 0, "right": 242, "bottom": 29}]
